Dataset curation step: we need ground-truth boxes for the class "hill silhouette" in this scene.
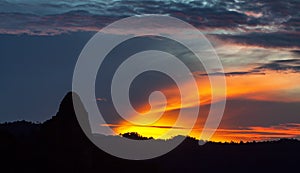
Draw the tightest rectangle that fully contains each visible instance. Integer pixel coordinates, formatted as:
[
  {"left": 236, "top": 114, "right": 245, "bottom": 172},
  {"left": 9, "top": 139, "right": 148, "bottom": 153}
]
[{"left": 0, "top": 92, "right": 299, "bottom": 173}]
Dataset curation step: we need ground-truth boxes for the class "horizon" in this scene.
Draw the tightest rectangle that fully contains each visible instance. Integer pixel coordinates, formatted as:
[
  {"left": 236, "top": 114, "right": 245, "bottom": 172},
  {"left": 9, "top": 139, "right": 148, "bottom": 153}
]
[
  {"left": 2, "top": 116, "right": 300, "bottom": 144},
  {"left": 1, "top": 90, "right": 299, "bottom": 143}
]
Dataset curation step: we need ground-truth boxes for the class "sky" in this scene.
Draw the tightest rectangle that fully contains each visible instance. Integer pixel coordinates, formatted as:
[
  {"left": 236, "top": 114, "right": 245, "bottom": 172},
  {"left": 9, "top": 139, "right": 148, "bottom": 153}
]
[{"left": 0, "top": 0, "right": 300, "bottom": 142}]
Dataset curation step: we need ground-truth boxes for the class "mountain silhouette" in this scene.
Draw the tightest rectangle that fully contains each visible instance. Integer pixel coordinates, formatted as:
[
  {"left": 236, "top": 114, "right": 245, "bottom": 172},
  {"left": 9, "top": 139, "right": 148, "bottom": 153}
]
[
  {"left": 40, "top": 92, "right": 91, "bottom": 147},
  {"left": 0, "top": 92, "right": 299, "bottom": 173}
]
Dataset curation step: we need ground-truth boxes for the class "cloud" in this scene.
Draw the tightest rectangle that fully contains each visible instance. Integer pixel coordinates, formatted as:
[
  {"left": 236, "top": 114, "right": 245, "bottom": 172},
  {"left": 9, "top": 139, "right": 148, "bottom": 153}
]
[
  {"left": 214, "top": 32, "right": 300, "bottom": 48},
  {"left": 0, "top": 0, "right": 298, "bottom": 44},
  {"left": 96, "top": 97, "right": 107, "bottom": 102},
  {"left": 255, "top": 59, "right": 300, "bottom": 72},
  {"left": 244, "top": 11, "right": 263, "bottom": 18},
  {"left": 197, "top": 57, "right": 300, "bottom": 77},
  {"left": 196, "top": 71, "right": 265, "bottom": 76},
  {"left": 212, "top": 123, "right": 300, "bottom": 141},
  {"left": 101, "top": 123, "right": 186, "bottom": 130},
  {"left": 291, "top": 50, "right": 300, "bottom": 55},
  {"left": 0, "top": 10, "right": 119, "bottom": 35},
  {"left": 218, "top": 99, "right": 300, "bottom": 129}
]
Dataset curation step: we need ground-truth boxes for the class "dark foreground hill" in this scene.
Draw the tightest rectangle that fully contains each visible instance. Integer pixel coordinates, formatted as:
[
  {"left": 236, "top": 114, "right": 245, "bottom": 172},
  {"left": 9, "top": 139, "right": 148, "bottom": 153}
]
[{"left": 0, "top": 92, "right": 299, "bottom": 173}]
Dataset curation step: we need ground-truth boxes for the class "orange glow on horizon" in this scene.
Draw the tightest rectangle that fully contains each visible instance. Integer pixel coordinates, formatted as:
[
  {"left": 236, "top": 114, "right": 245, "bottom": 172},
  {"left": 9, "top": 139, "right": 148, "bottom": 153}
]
[
  {"left": 107, "top": 123, "right": 300, "bottom": 142},
  {"left": 111, "top": 70, "right": 300, "bottom": 142}
]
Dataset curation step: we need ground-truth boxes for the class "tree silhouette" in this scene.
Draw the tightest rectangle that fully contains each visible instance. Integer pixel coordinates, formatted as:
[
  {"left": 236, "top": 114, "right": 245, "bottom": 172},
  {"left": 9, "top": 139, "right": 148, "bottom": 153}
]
[{"left": 120, "top": 132, "right": 154, "bottom": 140}]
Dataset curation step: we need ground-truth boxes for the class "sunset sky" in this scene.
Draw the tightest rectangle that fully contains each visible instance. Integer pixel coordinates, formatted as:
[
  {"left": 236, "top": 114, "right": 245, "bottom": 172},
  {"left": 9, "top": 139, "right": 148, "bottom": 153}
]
[{"left": 1, "top": 0, "right": 300, "bottom": 142}]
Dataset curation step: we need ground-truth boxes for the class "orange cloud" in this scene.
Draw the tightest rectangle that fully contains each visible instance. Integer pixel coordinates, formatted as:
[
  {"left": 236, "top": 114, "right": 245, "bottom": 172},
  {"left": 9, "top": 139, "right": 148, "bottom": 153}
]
[
  {"left": 225, "top": 70, "right": 300, "bottom": 102},
  {"left": 244, "top": 11, "right": 263, "bottom": 18}
]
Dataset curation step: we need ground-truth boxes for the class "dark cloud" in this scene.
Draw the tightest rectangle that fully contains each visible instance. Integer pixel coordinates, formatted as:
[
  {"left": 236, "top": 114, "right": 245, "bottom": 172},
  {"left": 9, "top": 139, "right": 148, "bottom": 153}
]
[
  {"left": 0, "top": 0, "right": 299, "bottom": 42},
  {"left": 103, "top": 124, "right": 187, "bottom": 130},
  {"left": 214, "top": 32, "right": 300, "bottom": 48},
  {"left": 217, "top": 99, "right": 300, "bottom": 128},
  {"left": 197, "top": 71, "right": 265, "bottom": 77},
  {"left": 291, "top": 50, "right": 300, "bottom": 55},
  {"left": 273, "top": 59, "right": 300, "bottom": 63},
  {"left": 255, "top": 59, "right": 300, "bottom": 72},
  {"left": 0, "top": 10, "right": 121, "bottom": 35},
  {"left": 197, "top": 58, "right": 300, "bottom": 76}
]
